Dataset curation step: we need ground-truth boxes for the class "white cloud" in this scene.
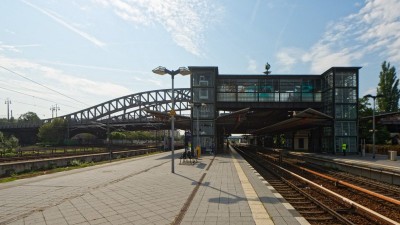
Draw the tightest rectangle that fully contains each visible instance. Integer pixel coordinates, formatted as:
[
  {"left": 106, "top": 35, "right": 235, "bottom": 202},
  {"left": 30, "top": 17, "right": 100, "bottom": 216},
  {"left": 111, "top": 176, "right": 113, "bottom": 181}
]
[
  {"left": 276, "top": 48, "right": 304, "bottom": 72},
  {"left": 277, "top": 0, "right": 400, "bottom": 74},
  {"left": 0, "top": 43, "right": 41, "bottom": 53},
  {"left": 247, "top": 57, "right": 257, "bottom": 73},
  {"left": 0, "top": 55, "right": 131, "bottom": 108},
  {"left": 22, "top": 0, "right": 106, "bottom": 48},
  {"left": 93, "top": 0, "right": 223, "bottom": 56}
]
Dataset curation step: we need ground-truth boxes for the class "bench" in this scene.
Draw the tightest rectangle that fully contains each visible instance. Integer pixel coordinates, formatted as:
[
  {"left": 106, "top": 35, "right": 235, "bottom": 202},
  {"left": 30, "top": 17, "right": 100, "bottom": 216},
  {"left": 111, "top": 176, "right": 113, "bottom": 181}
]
[{"left": 179, "top": 151, "right": 197, "bottom": 164}]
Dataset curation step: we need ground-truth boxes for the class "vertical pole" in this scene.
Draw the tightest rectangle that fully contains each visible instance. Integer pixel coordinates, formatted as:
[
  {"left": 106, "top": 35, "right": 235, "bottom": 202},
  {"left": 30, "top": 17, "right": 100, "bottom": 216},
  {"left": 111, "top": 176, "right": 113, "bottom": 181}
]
[
  {"left": 197, "top": 105, "right": 200, "bottom": 154},
  {"left": 5, "top": 98, "right": 11, "bottom": 121},
  {"left": 372, "top": 97, "right": 376, "bottom": 159},
  {"left": 171, "top": 75, "right": 175, "bottom": 173},
  {"left": 107, "top": 120, "right": 111, "bottom": 162}
]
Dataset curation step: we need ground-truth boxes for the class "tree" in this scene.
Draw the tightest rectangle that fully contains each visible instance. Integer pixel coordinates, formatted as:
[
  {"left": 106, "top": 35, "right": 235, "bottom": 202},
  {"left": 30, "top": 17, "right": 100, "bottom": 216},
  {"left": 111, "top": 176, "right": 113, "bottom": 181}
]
[
  {"left": 358, "top": 96, "right": 372, "bottom": 117},
  {"left": 18, "top": 112, "right": 41, "bottom": 122},
  {"left": 0, "top": 131, "right": 19, "bottom": 154},
  {"left": 37, "top": 118, "right": 67, "bottom": 145},
  {"left": 377, "top": 61, "right": 399, "bottom": 112}
]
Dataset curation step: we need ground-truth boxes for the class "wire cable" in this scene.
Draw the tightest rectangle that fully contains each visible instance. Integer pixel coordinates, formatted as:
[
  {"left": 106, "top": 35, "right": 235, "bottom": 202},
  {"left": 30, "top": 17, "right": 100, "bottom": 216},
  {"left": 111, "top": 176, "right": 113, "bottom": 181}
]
[
  {"left": 0, "top": 86, "right": 79, "bottom": 109},
  {"left": 0, "top": 65, "right": 89, "bottom": 106}
]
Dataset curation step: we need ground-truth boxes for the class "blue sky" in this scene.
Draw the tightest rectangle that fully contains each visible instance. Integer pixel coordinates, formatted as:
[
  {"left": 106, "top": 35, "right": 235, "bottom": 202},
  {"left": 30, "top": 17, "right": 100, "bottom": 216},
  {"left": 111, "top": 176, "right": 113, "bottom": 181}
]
[{"left": 1, "top": 0, "right": 399, "bottom": 119}]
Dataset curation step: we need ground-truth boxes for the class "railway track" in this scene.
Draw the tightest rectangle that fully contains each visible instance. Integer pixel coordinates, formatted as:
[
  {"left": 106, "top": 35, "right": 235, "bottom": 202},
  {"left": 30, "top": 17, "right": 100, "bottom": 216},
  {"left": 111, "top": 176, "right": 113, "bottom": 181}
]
[
  {"left": 277, "top": 156, "right": 400, "bottom": 222},
  {"left": 234, "top": 145, "right": 400, "bottom": 225}
]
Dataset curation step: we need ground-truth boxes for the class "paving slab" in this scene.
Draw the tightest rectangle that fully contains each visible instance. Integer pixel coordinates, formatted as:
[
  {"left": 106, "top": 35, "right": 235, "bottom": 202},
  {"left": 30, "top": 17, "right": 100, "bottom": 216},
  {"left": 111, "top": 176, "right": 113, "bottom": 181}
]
[{"left": 0, "top": 149, "right": 306, "bottom": 225}]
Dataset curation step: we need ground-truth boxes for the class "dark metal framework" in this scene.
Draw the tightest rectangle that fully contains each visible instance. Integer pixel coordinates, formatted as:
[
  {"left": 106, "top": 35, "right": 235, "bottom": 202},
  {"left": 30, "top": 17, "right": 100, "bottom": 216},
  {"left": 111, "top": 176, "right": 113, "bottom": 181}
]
[
  {"left": 0, "top": 88, "right": 192, "bottom": 129},
  {"left": 62, "top": 88, "right": 191, "bottom": 125}
]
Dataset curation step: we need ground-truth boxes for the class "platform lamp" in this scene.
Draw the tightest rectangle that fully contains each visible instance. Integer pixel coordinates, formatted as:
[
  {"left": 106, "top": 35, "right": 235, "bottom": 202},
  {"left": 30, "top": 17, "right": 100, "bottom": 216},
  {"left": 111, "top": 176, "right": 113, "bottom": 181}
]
[
  {"left": 152, "top": 66, "right": 191, "bottom": 173},
  {"left": 364, "top": 94, "right": 383, "bottom": 159}
]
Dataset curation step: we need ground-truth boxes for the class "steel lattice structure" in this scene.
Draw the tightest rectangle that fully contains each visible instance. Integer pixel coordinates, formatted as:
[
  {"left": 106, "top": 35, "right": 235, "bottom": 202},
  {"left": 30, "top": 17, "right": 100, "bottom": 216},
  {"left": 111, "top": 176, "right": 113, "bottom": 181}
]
[
  {"left": 62, "top": 88, "right": 191, "bottom": 125},
  {"left": 0, "top": 88, "right": 191, "bottom": 130}
]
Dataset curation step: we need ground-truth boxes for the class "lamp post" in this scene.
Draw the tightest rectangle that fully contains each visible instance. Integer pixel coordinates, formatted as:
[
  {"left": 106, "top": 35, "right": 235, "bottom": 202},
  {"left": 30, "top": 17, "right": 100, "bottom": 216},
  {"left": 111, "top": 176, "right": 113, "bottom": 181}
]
[
  {"left": 152, "top": 66, "right": 191, "bottom": 173},
  {"left": 365, "top": 94, "right": 383, "bottom": 159}
]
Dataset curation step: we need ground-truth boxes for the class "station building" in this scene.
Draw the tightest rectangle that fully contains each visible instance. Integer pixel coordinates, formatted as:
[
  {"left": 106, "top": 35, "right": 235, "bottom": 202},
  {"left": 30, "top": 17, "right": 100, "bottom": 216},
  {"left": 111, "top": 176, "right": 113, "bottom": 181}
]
[{"left": 188, "top": 66, "right": 360, "bottom": 154}]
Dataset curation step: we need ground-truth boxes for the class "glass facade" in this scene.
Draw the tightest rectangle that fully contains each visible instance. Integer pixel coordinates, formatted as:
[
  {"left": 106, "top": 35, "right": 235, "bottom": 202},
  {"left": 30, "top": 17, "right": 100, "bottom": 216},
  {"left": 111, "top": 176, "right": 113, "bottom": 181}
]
[
  {"left": 189, "top": 66, "right": 359, "bottom": 155},
  {"left": 216, "top": 77, "right": 322, "bottom": 103},
  {"left": 322, "top": 68, "right": 359, "bottom": 154},
  {"left": 190, "top": 67, "right": 218, "bottom": 154}
]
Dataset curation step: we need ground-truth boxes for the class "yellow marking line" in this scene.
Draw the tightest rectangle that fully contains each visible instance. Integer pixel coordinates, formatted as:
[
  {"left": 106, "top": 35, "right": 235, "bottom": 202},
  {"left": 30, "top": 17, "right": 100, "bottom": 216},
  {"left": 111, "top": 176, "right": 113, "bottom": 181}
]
[{"left": 231, "top": 155, "right": 274, "bottom": 225}]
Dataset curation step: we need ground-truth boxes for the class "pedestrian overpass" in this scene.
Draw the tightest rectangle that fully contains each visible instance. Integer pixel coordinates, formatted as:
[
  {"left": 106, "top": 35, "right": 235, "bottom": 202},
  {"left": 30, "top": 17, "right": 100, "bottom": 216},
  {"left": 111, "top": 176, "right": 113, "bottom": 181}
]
[{"left": 0, "top": 66, "right": 360, "bottom": 154}]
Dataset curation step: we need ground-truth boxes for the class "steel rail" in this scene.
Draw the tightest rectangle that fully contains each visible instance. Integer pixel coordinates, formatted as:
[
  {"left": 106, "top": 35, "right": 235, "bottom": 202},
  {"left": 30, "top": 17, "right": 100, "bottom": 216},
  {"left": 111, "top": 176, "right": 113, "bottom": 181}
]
[
  {"left": 275, "top": 162, "right": 400, "bottom": 225},
  {"left": 297, "top": 165, "right": 400, "bottom": 206}
]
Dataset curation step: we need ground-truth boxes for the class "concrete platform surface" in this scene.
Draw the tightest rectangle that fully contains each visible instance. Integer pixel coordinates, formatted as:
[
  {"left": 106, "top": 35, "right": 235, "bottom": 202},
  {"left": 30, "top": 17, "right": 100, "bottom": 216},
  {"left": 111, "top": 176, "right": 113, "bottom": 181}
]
[
  {"left": 294, "top": 152, "right": 400, "bottom": 174},
  {"left": 0, "top": 149, "right": 306, "bottom": 225}
]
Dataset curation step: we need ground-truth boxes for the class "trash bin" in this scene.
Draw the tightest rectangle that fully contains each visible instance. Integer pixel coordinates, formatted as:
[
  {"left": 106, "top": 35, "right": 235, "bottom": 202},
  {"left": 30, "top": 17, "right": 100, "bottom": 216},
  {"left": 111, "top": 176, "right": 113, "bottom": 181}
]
[{"left": 388, "top": 151, "right": 397, "bottom": 161}]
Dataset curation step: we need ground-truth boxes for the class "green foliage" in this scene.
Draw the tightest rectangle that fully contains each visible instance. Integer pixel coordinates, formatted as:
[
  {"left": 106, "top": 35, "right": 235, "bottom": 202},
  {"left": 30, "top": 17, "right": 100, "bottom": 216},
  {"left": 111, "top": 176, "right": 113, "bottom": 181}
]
[
  {"left": 0, "top": 131, "right": 19, "bottom": 155},
  {"left": 358, "top": 96, "right": 372, "bottom": 117},
  {"left": 113, "top": 131, "right": 157, "bottom": 141},
  {"left": 18, "top": 112, "right": 41, "bottom": 122},
  {"left": 375, "top": 125, "right": 391, "bottom": 145},
  {"left": 37, "top": 118, "right": 67, "bottom": 145},
  {"left": 70, "top": 159, "right": 82, "bottom": 166},
  {"left": 71, "top": 133, "right": 97, "bottom": 145},
  {"left": 110, "top": 131, "right": 126, "bottom": 140},
  {"left": 377, "top": 61, "right": 399, "bottom": 112}
]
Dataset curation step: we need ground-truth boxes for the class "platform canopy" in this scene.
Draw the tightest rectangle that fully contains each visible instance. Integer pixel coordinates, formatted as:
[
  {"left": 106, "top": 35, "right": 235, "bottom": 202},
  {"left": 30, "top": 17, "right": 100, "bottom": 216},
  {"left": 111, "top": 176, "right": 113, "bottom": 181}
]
[
  {"left": 143, "top": 108, "right": 191, "bottom": 130},
  {"left": 251, "top": 108, "right": 332, "bottom": 135}
]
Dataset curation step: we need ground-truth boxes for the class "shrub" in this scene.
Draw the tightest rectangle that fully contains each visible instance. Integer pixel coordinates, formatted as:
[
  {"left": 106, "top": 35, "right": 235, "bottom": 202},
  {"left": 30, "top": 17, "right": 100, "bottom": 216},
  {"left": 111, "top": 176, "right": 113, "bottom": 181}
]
[{"left": 70, "top": 159, "right": 82, "bottom": 166}]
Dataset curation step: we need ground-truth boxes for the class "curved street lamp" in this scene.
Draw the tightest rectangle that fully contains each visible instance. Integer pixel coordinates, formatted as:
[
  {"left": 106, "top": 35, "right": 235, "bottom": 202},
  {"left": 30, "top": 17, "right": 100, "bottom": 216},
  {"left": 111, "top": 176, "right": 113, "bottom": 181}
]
[
  {"left": 152, "top": 66, "right": 191, "bottom": 173},
  {"left": 364, "top": 94, "right": 383, "bottom": 159}
]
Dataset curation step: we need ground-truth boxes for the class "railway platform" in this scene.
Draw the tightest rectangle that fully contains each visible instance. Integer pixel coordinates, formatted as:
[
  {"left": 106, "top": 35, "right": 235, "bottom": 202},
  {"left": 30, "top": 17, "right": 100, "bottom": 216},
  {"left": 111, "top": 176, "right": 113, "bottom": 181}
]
[
  {"left": 0, "top": 148, "right": 307, "bottom": 225},
  {"left": 291, "top": 152, "right": 400, "bottom": 174},
  {"left": 289, "top": 151, "right": 400, "bottom": 186}
]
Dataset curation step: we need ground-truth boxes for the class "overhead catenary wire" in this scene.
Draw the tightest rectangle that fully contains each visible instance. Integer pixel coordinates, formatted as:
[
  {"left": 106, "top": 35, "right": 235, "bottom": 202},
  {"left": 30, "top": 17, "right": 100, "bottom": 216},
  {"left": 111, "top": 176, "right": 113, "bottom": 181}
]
[
  {"left": 0, "top": 79, "right": 82, "bottom": 107},
  {"left": 0, "top": 86, "right": 79, "bottom": 109},
  {"left": 0, "top": 65, "right": 89, "bottom": 106}
]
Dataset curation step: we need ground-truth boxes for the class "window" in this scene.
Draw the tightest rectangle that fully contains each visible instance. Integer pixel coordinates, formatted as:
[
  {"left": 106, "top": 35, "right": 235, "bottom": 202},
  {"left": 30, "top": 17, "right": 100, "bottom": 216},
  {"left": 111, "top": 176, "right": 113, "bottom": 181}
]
[
  {"left": 200, "top": 88, "right": 208, "bottom": 99},
  {"left": 199, "top": 80, "right": 208, "bottom": 86}
]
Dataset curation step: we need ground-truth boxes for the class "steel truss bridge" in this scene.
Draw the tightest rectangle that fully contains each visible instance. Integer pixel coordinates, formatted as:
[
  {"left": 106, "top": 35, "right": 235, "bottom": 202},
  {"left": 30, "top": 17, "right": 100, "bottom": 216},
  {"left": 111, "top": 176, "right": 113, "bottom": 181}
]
[{"left": 0, "top": 88, "right": 192, "bottom": 135}]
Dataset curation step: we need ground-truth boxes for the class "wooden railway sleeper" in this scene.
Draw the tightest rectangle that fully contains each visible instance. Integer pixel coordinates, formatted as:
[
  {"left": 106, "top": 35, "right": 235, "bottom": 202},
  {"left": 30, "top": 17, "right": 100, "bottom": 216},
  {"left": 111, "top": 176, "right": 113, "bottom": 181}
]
[
  {"left": 305, "top": 216, "right": 334, "bottom": 221},
  {"left": 292, "top": 205, "right": 318, "bottom": 210},
  {"left": 336, "top": 208, "right": 356, "bottom": 214}
]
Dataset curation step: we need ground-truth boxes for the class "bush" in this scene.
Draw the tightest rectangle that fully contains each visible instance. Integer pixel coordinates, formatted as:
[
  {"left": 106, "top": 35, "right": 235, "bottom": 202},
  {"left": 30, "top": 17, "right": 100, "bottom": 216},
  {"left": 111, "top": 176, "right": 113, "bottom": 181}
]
[
  {"left": 70, "top": 159, "right": 82, "bottom": 166},
  {"left": 365, "top": 144, "right": 400, "bottom": 155}
]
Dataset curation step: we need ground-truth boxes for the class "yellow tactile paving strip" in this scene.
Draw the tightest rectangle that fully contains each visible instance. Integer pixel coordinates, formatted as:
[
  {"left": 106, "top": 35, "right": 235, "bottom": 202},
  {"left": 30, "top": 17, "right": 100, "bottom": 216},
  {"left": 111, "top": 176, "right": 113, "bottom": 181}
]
[{"left": 232, "top": 154, "right": 275, "bottom": 225}]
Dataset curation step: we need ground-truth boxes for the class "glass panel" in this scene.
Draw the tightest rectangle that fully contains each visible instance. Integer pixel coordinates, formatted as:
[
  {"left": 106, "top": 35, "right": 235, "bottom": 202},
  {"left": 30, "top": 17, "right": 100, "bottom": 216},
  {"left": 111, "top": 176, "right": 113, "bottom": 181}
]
[
  {"left": 335, "top": 104, "right": 357, "bottom": 119},
  {"left": 335, "top": 121, "right": 357, "bottom": 136},
  {"left": 199, "top": 121, "right": 214, "bottom": 135},
  {"left": 258, "top": 93, "right": 277, "bottom": 102},
  {"left": 193, "top": 72, "right": 214, "bottom": 87},
  {"left": 335, "top": 71, "right": 357, "bottom": 87},
  {"left": 238, "top": 92, "right": 257, "bottom": 102},
  {"left": 315, "top": 93, "right": 322, "bottom": 102},
  {"left": 217, "top": 79, "right": 236, "bottom": 92},
  {"left": 323, "top": 71, "right": 334, "bottom": 90},
  {"left": 217, "top": 93, "right": 236, "bottom": 102},
  {"left": 280, "top": 79, "right": 301, "bottom": 92},
  {"left": 335, "top": 88, "right": 356, "bottom": 103}
]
